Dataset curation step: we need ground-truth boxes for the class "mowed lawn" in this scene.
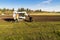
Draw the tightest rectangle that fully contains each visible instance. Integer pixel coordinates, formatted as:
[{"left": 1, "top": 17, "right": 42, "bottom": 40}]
[{"left": 0, "top": 21, "right": 60, "bottom": 40}]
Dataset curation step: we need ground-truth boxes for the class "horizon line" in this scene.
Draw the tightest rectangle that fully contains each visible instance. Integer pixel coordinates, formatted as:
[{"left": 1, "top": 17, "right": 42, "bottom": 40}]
[{"left": 0, "top": 8, "right": 60, "bottom": 12}]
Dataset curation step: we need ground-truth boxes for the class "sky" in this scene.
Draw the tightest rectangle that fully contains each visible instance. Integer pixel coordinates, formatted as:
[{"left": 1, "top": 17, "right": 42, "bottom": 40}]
[{"left": 0, "top": 0, "right": 60, "bottom": 11}]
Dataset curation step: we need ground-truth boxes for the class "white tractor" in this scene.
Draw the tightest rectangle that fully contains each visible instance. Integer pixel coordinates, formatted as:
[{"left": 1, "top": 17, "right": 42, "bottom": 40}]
[{"left": 13, "top": 11, "right": 28, "bottom": 21}]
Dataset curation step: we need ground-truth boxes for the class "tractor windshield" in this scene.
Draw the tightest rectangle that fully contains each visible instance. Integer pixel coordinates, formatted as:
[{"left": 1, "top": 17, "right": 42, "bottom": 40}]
[{"left": 19, "top": 13, "right": 25, "bottom": 17}]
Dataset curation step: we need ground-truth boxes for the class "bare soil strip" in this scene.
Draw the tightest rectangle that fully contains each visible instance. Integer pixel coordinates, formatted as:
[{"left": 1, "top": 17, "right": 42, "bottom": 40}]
[
  {"left": 31, "top": 15, "right": 60, "bottom": 22},
  {"left": 0, "top": 15, "right": 60, "bottom": 22}
]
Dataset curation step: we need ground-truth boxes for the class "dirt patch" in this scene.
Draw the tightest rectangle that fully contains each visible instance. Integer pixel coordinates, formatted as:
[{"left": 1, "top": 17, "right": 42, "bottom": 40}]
[
  {"left": 31, "top": 15, "right": 60, "bottom": 22},
  {"left": 0, "top": 15, "right": 60, "bottom": 22}
]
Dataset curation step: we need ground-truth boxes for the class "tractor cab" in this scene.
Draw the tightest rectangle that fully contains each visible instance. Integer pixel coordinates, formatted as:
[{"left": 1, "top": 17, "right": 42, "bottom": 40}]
[{"left": 13, "top": 11, "right": 28, "bottom": 21}]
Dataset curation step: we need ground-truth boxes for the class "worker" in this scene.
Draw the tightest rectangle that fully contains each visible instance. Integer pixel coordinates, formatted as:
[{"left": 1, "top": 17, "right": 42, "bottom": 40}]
[
  {"left": 29, "top": 16, "right": 32, "bottom": 22},
  {"left": 28, "top": 15, "right": 32, "bottom": 22}
]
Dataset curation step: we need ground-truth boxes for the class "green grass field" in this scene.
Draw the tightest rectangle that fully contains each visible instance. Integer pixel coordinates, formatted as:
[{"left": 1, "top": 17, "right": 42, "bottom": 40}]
[{"left": 0, "top": 21, "right": 60, "bottom": 40}]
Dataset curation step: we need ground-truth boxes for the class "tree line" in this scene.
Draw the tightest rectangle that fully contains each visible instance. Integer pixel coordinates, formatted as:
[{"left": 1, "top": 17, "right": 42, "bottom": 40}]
[
  {"left": 0, "top": 8, "right": 42, "bottom": 12},
  {"left": 0, "top": 8, "right": 59, "bottom": 15}
]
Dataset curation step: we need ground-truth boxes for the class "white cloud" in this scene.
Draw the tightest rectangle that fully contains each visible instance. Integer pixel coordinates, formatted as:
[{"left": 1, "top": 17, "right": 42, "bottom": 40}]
[
  {"left": 32, "top": 0, "right": 60, "bottom": 11},
  {"left": 37, "top": 0, "right": 53, "bottom": 6},
  {"left": 42, "top": 0, "right": 52, "bottom": 4}
]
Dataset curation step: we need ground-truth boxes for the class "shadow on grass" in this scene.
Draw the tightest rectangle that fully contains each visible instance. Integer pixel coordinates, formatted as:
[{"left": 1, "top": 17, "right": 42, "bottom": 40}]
[
  {"left": 24, "top": 19, "right": 33, "bottom": 22},
  {"left": 3, "top": 18, "right": 15, "bottom": 22},
  {"left": 3, "top": 18, "right": 33, "bottom": 22}
]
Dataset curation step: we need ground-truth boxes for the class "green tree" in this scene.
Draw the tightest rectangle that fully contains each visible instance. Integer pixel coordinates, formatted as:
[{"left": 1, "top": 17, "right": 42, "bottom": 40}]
[
  {"left": 17, "top": 8, "right": 25, "bottom": 12},
  {"left": 20, "top": 8, "right": 25, "bottom": 11},
  {"left": 12, "top": 8, "right": 14, "bottom": 11},
  {"left": 0, "top": 8, "right": 2, "bottom": 11},
  {"left": 17, "top": 8, "right": 21, "bottom": 12},
  {"left": 40, "top": 9, "right": 42, "bottom": 12},
  {"left": 2, "top": 8, "right": 6, "bottom": 12},
  {"left": 35, "top": 9, "right": 42, "bottom": 12}
]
